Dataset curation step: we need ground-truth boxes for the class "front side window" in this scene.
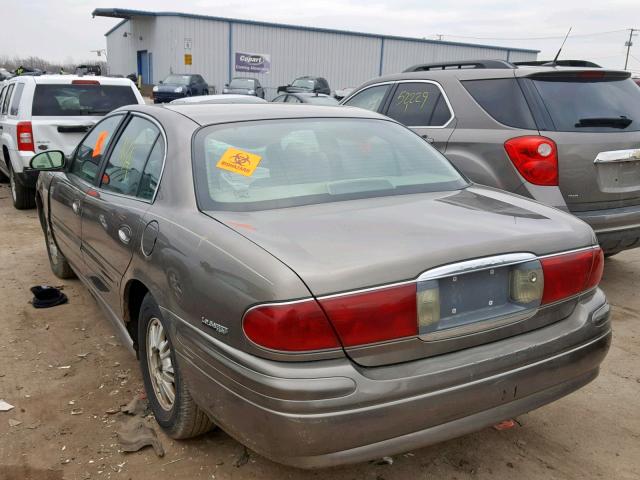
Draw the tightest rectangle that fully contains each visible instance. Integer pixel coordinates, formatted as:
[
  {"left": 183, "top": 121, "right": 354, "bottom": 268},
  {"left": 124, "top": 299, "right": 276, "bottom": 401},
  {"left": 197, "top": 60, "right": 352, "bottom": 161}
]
[
  {"left": 343, "top": 84, "right": 390, "bottom": 112},
  {"left": 101, "top": 116, "right": 160, "bottom": 197},
  {"left": 193, "top": 118, "right": 468, "bottom": 211},
  {"left": 32, "top": 84, "right": 137, "bottom": 116},
  {"left": 70, "top": 114, "right": 123, "bottom": 183},
  {"left": 386, "top": 82, "right": 452, "bottom": 127}
]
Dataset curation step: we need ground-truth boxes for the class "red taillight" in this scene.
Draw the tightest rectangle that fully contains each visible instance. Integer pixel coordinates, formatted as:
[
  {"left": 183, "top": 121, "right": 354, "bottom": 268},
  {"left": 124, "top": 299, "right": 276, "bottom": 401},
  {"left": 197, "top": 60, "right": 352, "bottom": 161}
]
[
  {"left": 504, "top": 136, "right": 558, "bottom": 186},
  {"left": 318, "top": 284, "right": 418, "bottom": 347},
  {"left": 541, "top": 248, "right": 604, "bottom": 305},
  {"left": 17, "top": 122, "right": 34, "bottom": 152},
  {"left": 72, "top": 80, "right": 100, "bottom": 85},
  {"left": 243, "top": 300, "right": 340, "bottom": 351}
]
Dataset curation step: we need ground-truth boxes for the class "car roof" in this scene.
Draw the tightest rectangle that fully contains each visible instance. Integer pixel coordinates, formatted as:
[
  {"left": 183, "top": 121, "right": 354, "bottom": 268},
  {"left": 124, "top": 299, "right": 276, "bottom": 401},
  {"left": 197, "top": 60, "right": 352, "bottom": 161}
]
[
  {"left": 170, "top": 94, "right": 267, "bottom": 105},
  {"left": 127, "top": 103, "right": 387, "bottom": 126},
  {"left": 6, "top": 74, "right": 136, "bottom": 86},
  {"left": 357, "top": 66, "right": 631, "bottom": 86}
]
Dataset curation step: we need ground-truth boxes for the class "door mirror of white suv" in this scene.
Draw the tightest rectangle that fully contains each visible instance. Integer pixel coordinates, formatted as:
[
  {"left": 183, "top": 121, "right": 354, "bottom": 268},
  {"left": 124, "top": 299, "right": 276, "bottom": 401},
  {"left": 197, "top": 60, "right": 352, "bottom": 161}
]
[{"left": 29, "top": 151, "right": 66, "bottom": 171}]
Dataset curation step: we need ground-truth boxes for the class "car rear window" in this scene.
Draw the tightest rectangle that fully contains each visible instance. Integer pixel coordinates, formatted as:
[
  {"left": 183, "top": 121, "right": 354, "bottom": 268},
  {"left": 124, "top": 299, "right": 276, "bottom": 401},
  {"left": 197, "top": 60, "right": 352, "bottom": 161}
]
[
  {"left": 462, "top": 78, "right": 537, "bottom": 130},
  {"left": 32, "top": 84, "right": 137, "bottom": 116},
  {"left": 530, "top": 74, "right": 640, "bottom": 132},
  {"left": 193, "top": 118, "right": 468, "bottom": 211}
]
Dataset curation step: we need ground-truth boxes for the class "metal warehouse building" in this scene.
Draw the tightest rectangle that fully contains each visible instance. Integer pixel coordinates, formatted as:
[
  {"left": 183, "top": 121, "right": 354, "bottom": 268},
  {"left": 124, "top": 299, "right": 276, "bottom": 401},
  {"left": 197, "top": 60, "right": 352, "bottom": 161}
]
[{"left": 93, "top": 8, "right": 538, "bottom": 99}]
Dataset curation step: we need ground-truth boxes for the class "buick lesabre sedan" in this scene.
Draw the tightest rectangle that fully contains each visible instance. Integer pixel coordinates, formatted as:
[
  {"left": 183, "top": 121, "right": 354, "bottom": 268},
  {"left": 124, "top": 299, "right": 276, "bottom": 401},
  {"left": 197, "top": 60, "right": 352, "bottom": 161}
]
[{"left": 29, "top": 104, "right": 611, "bottom": 468}]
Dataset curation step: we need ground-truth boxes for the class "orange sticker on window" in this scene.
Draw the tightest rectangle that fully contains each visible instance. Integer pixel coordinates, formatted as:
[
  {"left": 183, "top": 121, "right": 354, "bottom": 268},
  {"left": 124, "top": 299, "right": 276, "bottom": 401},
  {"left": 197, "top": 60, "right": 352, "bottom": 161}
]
[
  {"left": 216, "top": 147, "right": 262, "bottom": 177},
  {"left": 92, "top": 131, "right": 108, "bottom": 158}
]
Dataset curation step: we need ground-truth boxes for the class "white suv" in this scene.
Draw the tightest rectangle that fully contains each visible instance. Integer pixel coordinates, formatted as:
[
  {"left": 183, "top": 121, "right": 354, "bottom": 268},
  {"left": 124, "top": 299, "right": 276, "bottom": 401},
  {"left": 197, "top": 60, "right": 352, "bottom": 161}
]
[{"left": 0, "top": 75, "right": 144, "bottom": 209}]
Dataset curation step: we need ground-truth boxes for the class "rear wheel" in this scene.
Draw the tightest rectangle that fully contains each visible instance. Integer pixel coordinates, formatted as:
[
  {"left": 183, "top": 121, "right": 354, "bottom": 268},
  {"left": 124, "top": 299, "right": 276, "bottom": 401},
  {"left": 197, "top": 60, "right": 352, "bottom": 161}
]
[
  {"left": 9, "top": 166, "right": 36, "bottom": 209},
  {"left": 138, "top": 294, "right": 214, "bottom": 439},
  {"left": 44, "top": 219, "right": 75, "bottom": 279}
]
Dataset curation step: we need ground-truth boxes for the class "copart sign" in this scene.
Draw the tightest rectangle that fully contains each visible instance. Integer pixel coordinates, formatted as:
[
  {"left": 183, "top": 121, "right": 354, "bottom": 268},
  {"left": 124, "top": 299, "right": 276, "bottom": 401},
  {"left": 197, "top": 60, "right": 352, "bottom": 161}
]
[{"left": 235, "top": 52, "right": 271, "bottom": 74}]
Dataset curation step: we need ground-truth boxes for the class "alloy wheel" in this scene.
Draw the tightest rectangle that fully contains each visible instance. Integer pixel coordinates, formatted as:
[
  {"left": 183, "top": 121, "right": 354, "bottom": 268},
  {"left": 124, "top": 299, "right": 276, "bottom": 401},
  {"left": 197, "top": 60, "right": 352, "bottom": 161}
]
[{"left": 146, "top": 317, "right": 176, "bottom": 411}]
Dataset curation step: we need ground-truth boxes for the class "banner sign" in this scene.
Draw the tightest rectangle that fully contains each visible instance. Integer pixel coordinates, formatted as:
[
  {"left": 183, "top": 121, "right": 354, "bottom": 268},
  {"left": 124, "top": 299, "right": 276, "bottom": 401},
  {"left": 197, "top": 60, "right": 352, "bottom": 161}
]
[{"left": 235, "top": 52, "right": 271, "bottom": 74}]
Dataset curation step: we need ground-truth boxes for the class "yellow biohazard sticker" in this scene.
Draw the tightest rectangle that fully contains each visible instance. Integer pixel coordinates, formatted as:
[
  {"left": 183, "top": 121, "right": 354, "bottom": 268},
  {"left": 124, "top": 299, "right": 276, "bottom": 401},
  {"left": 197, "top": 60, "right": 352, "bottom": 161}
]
[{"left": 216, "top": 148, "right": 262, "bottom": 177}]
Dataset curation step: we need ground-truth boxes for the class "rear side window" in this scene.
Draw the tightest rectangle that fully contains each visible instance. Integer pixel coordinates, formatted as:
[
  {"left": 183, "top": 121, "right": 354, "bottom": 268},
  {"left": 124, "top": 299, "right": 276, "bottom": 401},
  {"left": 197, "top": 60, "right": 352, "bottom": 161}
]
[
  {"left": 463, "top": 78, "right": 537, "bottom": 130},
  {"left": 138, "top": 138, "right": 165, "bottom": 201},
  {"left": 70, "top": 114, "right": 123, "bottom": 183},
  {"left": 530, "top": 76, "right": 640, "bottom": 132},
  {"left": 2, "top": 84, "right": 14, "bottom": 114},
  {"left": 9, "top": 83, "right": 25, "bottom": 116},
  {"left": 101, "top": 116, "right": 160, "bottom": 197},
  {"left": 32, "top": 84, "right": 137, "bottom": 116},
  {"left": 343, "top": 84, "right": 390, "bottom": 112},
  {"left": 385, "top": 82, "right": 452, "bottom": 127}
]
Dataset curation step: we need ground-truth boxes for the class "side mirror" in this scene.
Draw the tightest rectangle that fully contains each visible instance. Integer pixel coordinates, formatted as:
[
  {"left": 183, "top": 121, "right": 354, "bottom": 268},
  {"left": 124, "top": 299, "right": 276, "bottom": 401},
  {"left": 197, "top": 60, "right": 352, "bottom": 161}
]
[
  {"left": 29, "top": 151, "right": 66, "bottom": 171},
  {"left": 224, "top": 83, "right": 229, "bottom": 87},
  {"left": 159, "top": 80, "right": 163, "bottom": 84}
]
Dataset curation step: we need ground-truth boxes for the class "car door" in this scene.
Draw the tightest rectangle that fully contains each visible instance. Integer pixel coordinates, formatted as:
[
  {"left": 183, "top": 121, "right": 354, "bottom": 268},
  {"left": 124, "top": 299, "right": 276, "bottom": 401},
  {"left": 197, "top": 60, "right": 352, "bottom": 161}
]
[
  {"left": 80, "top": 113, "right": 163, "bottom": 312},
  {"left": 48, "top": 113, "right": 125, "bottom": 274},
  {"left": 381, "top": 81, "right": 456, "bottom": 153}
]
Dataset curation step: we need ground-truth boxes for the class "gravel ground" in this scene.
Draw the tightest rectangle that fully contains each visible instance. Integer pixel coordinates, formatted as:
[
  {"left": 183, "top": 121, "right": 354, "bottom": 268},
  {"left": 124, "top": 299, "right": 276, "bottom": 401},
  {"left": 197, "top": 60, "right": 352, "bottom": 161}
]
[{"left": 0, "top": 181, "right": 638, "bottom": 480}]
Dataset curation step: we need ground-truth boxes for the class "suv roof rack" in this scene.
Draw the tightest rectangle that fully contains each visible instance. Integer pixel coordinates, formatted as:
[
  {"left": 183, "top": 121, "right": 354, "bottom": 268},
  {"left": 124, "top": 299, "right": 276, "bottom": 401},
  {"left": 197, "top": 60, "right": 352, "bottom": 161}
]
[
  {"left": 513, "top": 60, "right": 601, "bottom": 68},
  {"left": 404, "top": 59, "right": 515, "bottom": 72}
]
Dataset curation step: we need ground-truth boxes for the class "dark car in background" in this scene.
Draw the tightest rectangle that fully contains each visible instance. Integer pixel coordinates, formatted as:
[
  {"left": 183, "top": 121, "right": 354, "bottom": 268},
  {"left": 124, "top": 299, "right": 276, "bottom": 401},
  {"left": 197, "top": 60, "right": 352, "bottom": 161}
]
[
  {"left": 272, "top": 92, "right": 339, "bottom": 105},
  {"left": 277, "top": 75, "right": 330, "bottom": 95},
  {"left": 222, "top": 77, "right": 265, "bottom": 98},
  {"left": 28, "top": 103, "right": 609, "bottom": 468},
  {"left": 153, "top": 74, "right": 209, "bottom": 103},
  {"left": 343, "top": 60, "right": 640, "bottom": 256}
]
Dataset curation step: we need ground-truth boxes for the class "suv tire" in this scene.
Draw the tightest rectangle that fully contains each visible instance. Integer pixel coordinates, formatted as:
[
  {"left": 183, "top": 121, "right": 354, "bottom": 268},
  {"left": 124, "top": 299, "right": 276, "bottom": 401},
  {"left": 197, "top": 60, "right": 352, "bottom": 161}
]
[
  {"left": 138, "top": 293, "right": 214, "bottom": 439},
  {"left": 9, "top": 165, "right": 36, "bottom": 209}
]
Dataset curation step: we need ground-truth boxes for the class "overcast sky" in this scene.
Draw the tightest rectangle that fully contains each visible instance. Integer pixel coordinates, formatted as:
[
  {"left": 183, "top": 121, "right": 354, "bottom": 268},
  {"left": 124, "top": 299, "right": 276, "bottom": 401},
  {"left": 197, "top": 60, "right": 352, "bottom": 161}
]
[{"left": 1, "top": 0, "right": 640, "bottom": 72}]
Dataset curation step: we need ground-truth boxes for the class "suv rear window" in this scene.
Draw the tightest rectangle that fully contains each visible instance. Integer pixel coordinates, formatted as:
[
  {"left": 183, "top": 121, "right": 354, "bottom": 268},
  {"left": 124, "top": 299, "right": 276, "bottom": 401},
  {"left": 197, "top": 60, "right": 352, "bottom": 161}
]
[
  {"left": 530, "top": 75, "right": 640, "bottom": 132},
  {"left": 463, "top": 78, "right": 537, "bottom": 130},
  {"left": 32, "top": 84, "right": 137, "bottom": 116}
]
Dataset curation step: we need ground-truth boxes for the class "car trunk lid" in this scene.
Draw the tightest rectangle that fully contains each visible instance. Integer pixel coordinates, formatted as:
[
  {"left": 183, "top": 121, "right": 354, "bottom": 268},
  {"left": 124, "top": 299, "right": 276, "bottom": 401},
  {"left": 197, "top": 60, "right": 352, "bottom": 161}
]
[{"left": 213, "top": 187, "right": 596, "bottom": 366}]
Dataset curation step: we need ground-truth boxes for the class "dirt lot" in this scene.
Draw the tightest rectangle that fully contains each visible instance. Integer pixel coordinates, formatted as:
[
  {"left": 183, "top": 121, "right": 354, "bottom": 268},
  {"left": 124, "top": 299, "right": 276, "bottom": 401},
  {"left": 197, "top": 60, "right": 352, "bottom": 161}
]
[{"left": 0, "top": 181, "right": 638, "bottom": 480}]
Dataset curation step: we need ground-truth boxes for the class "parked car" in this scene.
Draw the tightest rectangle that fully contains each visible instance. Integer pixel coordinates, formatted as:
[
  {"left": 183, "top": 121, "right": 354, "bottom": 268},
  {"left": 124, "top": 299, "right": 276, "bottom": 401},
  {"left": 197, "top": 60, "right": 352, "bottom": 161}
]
[
  {"left": 0, "top": 74, "right": 144, "bottom": 209},
  {"left": 334, "top": 86, "right": 355, "bottom": 101},
  {"left": 272, "top": 92, "right": 339, "bottom": 105},
  {"left": 222, "top": 77, "right": 265, "bottom": 98},
  {"left": 0, "top": 68, "right": 12, "bottom": 81},
  {"left": 342, "top": 60, "right": 640, "bottom": 256},
  {"left": 170, "top": 94, "right": 267, "bottom": 105},
  {"left": 277, "top": 75, "right": 330, "bottom": 95},
  {"left": 152, "top": 74, "right": 209, "bottom": 103},
  {"left": 29, "top": 103, "right": 610, "bottom": 468}
]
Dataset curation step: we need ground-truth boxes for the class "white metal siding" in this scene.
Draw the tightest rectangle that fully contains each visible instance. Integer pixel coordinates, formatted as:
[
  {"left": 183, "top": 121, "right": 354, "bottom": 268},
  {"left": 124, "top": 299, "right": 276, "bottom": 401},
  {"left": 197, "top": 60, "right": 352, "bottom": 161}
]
[
  {"left": 232, "top": 23, "right": 381, "bottom": 98},
  {"left": 105, "top": 15, "right": 537, "bottom": 95}
]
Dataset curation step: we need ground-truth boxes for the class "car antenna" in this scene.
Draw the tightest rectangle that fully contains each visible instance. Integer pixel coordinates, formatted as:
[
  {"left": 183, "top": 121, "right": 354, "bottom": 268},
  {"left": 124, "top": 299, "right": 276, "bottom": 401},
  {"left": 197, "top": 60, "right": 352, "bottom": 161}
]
[{"left": 550, "top": 27, "right": 572, "bottom": 66}]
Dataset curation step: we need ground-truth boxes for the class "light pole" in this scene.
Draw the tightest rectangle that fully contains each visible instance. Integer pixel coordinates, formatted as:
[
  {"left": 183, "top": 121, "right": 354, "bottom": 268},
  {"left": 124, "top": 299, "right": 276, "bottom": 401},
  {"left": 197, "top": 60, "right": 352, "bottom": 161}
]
[{"left": 624, "top": 29, "right": 637, "bottom": 70}]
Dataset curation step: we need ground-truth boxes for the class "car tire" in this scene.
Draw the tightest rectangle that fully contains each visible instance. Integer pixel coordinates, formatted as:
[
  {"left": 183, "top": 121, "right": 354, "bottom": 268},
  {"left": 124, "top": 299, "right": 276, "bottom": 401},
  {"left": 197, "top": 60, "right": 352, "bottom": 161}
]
[
  {"left": 138, "top": 293, "right": 214, "bottom": 439},
  {"left": 9, "top": 165, "right": 36, "bottom": 209},
  {"left": 43, "top": 216, "right": 76, "bottom": 279}
]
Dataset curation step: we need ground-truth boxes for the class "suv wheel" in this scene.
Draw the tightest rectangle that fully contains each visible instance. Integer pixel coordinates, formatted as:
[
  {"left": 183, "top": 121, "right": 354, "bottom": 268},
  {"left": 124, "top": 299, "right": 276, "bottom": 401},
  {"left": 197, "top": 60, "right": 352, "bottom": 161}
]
[
  {"left": 43, "top": 219, "right": 75, "bottom": 279},
  {"left": 138, "top": 294, "right": 214, "bottom": 439},
  {"left": 9, "top": 165, "right": 36, "bottom": 209}
]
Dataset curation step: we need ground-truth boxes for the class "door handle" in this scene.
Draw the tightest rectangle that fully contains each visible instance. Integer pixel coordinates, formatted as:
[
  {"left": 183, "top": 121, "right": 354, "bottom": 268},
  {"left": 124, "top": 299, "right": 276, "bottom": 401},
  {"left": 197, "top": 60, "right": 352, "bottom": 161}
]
[
  {"left": 118, "top": 226, "right": 132, "bottom": 245},
  {"left": 72, "top": 200, "right": 81, "bottom": 215}
]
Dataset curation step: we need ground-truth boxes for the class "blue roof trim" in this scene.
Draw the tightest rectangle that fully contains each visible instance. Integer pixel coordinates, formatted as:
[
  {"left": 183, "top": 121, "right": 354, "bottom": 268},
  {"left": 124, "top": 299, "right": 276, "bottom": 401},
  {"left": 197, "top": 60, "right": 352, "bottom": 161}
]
[{"left": 93, "top": 8, "right": 539, "bottom": 54}]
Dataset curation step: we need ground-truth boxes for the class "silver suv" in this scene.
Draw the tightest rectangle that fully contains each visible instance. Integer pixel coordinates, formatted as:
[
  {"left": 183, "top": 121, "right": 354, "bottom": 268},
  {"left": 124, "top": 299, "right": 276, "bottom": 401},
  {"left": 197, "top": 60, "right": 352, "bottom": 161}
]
[{"left": 342, "top": 60, "right": 640, "bottom": 256}]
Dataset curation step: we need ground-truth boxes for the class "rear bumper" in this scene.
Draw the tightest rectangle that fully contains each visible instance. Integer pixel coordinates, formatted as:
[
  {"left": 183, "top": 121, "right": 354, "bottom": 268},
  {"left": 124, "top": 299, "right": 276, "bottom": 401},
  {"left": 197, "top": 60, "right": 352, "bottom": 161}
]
[
  {"left": 170, "top": 289, "right": 611, "bottom": 468},
  {"left": 573, "top": 204, "right": 640, "bottom": 253}
]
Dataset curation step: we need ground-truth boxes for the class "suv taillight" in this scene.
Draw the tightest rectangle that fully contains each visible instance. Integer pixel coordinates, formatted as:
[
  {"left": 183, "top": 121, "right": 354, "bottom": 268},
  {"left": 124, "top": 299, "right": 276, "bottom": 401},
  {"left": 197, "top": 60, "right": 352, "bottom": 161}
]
[
  {"left": 504, "top": 136, "right": 558, "bottom": 186},
  {"left": 540, "top": 248, "right": 604, "bottom": 304},
  {"left": 17, "top": 122, "right": 34, "bottom": 152}
]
